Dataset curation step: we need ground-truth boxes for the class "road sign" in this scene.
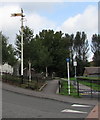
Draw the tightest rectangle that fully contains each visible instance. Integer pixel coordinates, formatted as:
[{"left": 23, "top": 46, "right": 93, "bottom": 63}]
[
  {"left": 66, "top": 58, "right": 70, "bottom": 62},
  {"left": 11, "top": 13, "right": 23, "bottom": 17},
  {"left": 73, "top": 61, "right": 77, "bottom": 66}
]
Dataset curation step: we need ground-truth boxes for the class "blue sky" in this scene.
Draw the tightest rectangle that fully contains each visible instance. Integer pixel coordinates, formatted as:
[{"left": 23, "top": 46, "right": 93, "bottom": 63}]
[
  {"left": 2, "top": 2, "right": 97, "bottom": 25},
  {"left": 35, "top": 2, "right": 97, "bottom": 25}
]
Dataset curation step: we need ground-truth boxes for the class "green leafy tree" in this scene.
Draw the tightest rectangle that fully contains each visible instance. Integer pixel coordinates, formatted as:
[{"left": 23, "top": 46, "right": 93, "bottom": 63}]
[
  {"left": 1, "top": 32, "right": 17, "bottom": 66},
  {"left": 7, "top": 44, "right": 17, "bottom": 66},
  {"left": 74, "top": 32, "right": 89, "bottom": 75},
  {"left": 91, "top": 34, "right": 100, "bottom": 66},
  {"left": 34, "top": 30, "right": 54, "bottom": 75},
  {"left": 15, "top": 26, "right": 34, "bottom": 68}
]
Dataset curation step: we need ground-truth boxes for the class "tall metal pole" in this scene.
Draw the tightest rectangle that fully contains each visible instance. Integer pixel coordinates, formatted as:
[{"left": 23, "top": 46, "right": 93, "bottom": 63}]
[
  {"left": 21, "top": 9, "right": 24, "bottom": 80},
  {"left": 75, "top": 66, "right": 76, "bottom": 79}
]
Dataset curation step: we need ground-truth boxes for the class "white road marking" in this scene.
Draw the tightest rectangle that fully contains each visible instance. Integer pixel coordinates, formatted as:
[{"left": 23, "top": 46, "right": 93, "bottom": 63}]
[
  {"left": 61, "top": 109, "right": 87, "bottom": 114},
  {"left": 72, "top": 104, "right": 90, "bottom": 107}
]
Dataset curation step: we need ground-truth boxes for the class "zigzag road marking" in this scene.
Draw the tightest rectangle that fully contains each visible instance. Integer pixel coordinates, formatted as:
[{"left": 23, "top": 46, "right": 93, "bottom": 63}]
[
  {"left": 61, "top": 109, "right": 87, "bottom": 114},
  {"left": 71, "top": 104, "right": 91, "bottom": 107}
]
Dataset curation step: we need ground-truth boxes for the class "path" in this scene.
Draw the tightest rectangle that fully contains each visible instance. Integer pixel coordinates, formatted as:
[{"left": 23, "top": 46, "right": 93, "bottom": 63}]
[{"left": 41, "top": 80, "right": 58, "bottom": 94}]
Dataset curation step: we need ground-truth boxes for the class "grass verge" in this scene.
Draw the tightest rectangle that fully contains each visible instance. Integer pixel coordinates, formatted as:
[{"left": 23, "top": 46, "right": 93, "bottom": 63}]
[
  {"left": 59, "top": 80, "right": 80, "bottom": 98},
  {"left": 78, "top": 80, "right": 100, "bottom": 91}
]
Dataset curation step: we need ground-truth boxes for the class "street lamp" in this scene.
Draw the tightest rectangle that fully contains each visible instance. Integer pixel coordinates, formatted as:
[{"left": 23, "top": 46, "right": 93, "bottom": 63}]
[{"left": 11, "top": 8, "right": 25, "bottom": 83}]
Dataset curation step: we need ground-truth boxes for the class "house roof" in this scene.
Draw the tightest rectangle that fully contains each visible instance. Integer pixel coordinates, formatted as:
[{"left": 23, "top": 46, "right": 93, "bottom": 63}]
[{"left": 84, "top": 67, "right": 100, "bottom": 75}]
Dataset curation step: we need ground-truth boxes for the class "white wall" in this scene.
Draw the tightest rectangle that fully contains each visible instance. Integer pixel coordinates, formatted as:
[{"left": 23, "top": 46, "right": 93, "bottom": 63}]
[{"left": 0, "top": 63, "right": 13, "bottom": 74}]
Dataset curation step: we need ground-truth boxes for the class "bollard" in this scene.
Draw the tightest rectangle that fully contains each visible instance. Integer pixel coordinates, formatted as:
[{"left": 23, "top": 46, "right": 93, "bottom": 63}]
[{"left": 58, "top": 80, "right": 61, "bottom": 93}]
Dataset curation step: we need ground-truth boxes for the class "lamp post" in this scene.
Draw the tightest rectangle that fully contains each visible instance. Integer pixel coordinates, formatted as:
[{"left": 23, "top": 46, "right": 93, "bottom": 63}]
[{"left": 11, "top": 8, "right": 25, "bottom": 83}]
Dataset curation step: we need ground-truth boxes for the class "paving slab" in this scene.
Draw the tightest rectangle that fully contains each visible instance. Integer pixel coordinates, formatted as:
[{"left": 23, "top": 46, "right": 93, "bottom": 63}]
[{"left": 86, "top": 103, "right": 100, "bottom": 119}]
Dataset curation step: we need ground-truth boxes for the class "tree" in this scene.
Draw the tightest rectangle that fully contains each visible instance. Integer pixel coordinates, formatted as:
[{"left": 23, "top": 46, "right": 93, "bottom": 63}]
[
  {"left": 1, "top": 32, "right": 8, "bottom": 64},
  {"left": 15, "top": 26, "right": 34, "bottom": 69},
  {"left": 91, "top": 34, "right": 100, "bottom": 66},
  {"left": 1, "top": 32, "right": 17, "bottom": 66},
  {"left": 35, "top": 30, "right": 69, "bottom": 77},
  {"left": 34, "top": 30, "right": 54, "bottom": 75},
  {"left": 38, "top": 46, "right": 52, "bottom": 77},
  {"left": 74, "top": 32, "right": 89, "bottom": 75},
  {"left": 7, "top": 44, "right": 17, "bottom": 66}
]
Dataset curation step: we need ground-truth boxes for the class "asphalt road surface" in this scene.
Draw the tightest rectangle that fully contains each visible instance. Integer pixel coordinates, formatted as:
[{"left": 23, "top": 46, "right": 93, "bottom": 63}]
[{"left": 2, "top": 90, "right": 94, "bottom": 118}]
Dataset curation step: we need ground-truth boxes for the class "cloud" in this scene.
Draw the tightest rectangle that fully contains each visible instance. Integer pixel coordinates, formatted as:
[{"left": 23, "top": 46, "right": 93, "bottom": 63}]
[
  {"left": 0, "top": 4, "right": 98, "bottom": 61},
  {"left": 25, "top": 13, "right": 56, "bottom": 35},
  {"left": 57, "top": 5, "right": 98, "bottom": 61},
  {"left": 0, "top": 5, "right": 56, "bottom": 44},
  {"left": 58, "top": 5, "right": 97, "bottom": 34},
  {"left": 0, "top": 5, "right": 21, "bottom": 44}
]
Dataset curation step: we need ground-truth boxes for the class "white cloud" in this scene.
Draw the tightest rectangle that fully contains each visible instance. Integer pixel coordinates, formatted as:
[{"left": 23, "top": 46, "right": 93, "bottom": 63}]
[
  {"left": 57, "top": 5, "right": 98, "bottom": 61},
  {"left": 0, "top": 5, "right": 21, "bottom": 44},
  {"left": 25, "top": 13, "right": 56, "bottom": 35},
  {"left": 59, "top": 5, "right": 98, "bottom": 34},
  {"left": 0, "top": 5, "right": 55, "bottom": 44}
]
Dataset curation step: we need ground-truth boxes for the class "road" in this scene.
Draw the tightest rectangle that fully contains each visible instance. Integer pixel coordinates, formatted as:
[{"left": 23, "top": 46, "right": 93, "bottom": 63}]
[{"left": 2, "top": 90, "right": 94, "bottom": 118}]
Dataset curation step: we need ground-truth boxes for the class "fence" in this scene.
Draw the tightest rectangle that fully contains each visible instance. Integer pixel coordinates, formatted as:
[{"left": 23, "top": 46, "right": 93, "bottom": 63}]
[
  {"left": 59, "top": 77, "right": 100, "bottom": 98},
  {"left": 2, "top": 72, "right": 46, "bottom": 90},
  {"left": 77, "top": 77, "right": 100, "bottom": 98}
]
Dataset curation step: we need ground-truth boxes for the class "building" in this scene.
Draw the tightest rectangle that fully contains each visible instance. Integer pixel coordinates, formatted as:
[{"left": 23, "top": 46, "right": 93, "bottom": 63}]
[
  {"left": 0, "top": 63, "right": 13, "bottom": 75},
  {"left": 84, "top": 67, "right": 100, "bottom": 77}
]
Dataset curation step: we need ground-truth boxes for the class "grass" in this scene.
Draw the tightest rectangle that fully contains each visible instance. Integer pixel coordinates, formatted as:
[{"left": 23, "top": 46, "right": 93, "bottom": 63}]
[
  {"left": 70, "top": 77, "right": 76, "bottom": 81},
  {"left": 70, "top": 76, "right": 100, "bottom": 91},
  {"left": 59, "top": 80, "right": 80, "bottom": 97},
  {"left": 78, "top": 80, "right": 100, "bottom": 91},
  {"left": 78, "top": 76, "right": 100, "bottom": 80},
  {"left": 77, "top": 76, "right": 100, "bottom": 91}
]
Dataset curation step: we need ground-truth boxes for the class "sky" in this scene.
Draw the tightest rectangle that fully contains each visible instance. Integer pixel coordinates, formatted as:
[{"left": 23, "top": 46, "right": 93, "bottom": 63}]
[{"left": 0, "top": 0, "right": 98, "bottom": 61}]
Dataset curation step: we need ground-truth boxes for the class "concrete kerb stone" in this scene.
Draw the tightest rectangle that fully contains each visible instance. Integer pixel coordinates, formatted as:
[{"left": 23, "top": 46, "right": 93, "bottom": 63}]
[
  {"left": 2, "top": 83, "right": 98, "bottom": 105},
  {"left": 39, "top": 83, "right": 47, "bottom": 91},
  {"left": 56, "top": 87, "right": 59, "bottom": 94},
  {"left": 3, "top": 85, "right": 71, "bottom": 104}
]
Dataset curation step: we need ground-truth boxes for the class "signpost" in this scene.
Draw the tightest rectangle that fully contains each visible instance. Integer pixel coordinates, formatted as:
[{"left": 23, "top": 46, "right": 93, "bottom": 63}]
[{"left": 66, "top": 58, "right": 70, "bottom": 95}]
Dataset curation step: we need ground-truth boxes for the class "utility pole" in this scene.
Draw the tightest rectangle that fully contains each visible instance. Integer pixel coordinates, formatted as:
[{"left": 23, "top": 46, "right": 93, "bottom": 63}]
[{"left": 11, "top": 8, "right": 25, "bottom": 83}]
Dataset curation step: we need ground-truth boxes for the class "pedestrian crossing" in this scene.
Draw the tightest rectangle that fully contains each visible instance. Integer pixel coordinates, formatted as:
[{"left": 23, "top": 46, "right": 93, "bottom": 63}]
[
  {"left": 71, "top": 104, "right": 90, "bottom": 107},
  {"left": 61, "top": 109, "right": 87, "bottom": 114},
  {"left": 61, "top": 103, "right": 92, "bottom": 114}
]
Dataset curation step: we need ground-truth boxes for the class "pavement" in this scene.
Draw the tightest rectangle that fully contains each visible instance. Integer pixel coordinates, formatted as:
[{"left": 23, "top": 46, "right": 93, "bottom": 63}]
[
  {"left": 71, "top": 80, "right": 92, "bottom": 91},
  {"left": 2, "top": 79, "right": 99, "bottom": 119},
  {"left": 86, "top": 104, "right": 100, "bottom": 119}
]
